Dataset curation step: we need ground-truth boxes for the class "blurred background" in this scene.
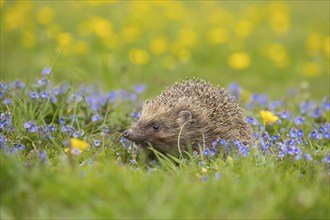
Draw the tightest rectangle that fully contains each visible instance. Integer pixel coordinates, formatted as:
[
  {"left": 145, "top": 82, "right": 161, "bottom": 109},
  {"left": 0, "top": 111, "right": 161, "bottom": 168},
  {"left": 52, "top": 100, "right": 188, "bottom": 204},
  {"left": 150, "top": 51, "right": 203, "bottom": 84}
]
[{"left": 1, "top": 1, "right": 329, "bottom": 98}]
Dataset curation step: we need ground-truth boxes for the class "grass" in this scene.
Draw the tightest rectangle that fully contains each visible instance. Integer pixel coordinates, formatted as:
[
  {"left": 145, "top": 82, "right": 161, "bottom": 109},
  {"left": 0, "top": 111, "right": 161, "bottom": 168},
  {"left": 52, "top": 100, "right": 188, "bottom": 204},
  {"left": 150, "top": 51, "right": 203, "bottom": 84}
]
[{"left": 1, "top": 1, "right": 330, "bottom": 219}]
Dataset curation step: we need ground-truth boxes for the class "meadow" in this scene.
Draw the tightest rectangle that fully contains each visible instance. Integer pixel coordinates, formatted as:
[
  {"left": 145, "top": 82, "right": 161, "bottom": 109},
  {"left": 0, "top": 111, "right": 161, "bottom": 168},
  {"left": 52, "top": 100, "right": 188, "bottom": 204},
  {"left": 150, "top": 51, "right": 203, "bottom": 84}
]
[{"left": 1, "top": 1, "right": 329, "bottom": 219}]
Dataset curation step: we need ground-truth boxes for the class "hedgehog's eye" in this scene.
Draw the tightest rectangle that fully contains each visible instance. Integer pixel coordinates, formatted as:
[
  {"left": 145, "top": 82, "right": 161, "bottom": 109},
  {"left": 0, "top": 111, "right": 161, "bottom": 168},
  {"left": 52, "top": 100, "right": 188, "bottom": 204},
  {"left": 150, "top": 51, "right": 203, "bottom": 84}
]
[{"left": 152, "top": 124, "right": 160, "bottom": 131}]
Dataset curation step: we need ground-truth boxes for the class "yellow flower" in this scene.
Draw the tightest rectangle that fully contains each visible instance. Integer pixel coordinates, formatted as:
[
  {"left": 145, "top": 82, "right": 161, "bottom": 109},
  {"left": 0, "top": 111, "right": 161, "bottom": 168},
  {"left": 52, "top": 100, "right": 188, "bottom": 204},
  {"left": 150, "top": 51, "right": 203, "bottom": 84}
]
[
  {"left": 89, "top": 16, "right": 112, "bottom": 38},
  {"left": 36, "top": 6, "right": 55, "bottom": 25},
  {"left": 178, "top": 29, "right": 198, "bottom": 48},
  {"left": 207, "top": 28, "right": 229, "bottom": 44},
  {"left": 121, "top": 26, "right": 140, "bottom": 43},
  {"left": 268, "top": 3, "right": 291, "bottom": 33},
  {"left": 57, "top": 32, "right": 73, "bottom": 46},
  {"left": 324, "top": 36, "right": 330, "bottom": 57},
  {"left": 268, "top": 44, "right": 289, "bottom": 67},
  {"left": 260, "top": 110, "right": 279, "bottom": 124},
  {"left": 74, "top": 40, "right": 89, "bottom": 55},
  {"left": 129, "top": 49, "right": 149, "bottom": 65},
  {"left": 305, "top": 32, "right": 323, "bottom": 55},
  {"left": 150, "top": 37, "right": 168, "bottom": 55},
  {"left": 65, "top": 138, "right": 89, "bottom": 155},
  {"left": 303, "top": 62, "right": 320, "bottom": 77},
  {"left": 235, "top": 20, "right": 252, "bottom": 37},
  {"left": 228, "top": 52, "right": 251, "bottom": 70}
]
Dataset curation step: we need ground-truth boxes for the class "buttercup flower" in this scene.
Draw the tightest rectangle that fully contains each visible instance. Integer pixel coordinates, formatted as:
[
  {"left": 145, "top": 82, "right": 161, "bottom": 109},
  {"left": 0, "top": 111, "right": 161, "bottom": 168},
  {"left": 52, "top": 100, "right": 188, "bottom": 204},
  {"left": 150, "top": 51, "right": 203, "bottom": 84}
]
[{"left": 260, "top": 110, "right": 279, "bottom": 124}]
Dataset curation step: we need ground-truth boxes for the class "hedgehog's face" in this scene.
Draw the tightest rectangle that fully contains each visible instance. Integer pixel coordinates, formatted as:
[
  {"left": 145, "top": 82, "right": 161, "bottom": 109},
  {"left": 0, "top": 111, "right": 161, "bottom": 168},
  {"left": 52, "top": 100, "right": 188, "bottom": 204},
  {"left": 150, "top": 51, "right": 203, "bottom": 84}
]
[{"left": 122, "top": 107, "right": 197, "bottom": 155}]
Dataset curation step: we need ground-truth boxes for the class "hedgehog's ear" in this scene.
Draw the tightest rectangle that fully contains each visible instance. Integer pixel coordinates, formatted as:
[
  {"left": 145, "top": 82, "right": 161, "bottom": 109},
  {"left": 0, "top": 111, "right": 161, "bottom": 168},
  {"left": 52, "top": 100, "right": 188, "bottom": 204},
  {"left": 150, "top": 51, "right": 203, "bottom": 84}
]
[{"left": 178, "top": 110, "right": 195, "bottom": 124}]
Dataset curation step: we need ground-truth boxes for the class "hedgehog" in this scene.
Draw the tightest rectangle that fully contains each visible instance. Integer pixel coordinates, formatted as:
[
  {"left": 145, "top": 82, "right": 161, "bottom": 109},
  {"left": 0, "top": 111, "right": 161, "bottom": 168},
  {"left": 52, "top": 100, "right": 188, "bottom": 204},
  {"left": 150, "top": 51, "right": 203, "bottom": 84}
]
[{"left": 123, "top": 79, "right": 252, "bottom": 157}]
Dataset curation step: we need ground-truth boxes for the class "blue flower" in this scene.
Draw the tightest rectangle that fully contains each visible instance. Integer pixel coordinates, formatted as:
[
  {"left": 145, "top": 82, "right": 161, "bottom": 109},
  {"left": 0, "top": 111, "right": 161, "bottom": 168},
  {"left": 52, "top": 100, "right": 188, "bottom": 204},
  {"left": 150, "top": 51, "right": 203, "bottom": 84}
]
[
  {"left": 246, "top": 116, "right": 259, "bottom": 126},
  {"left": 24, "top": 121, "right": 33, "bottom": 129},
  {"left": 42, "top": 66, "right": 52, "bottom": 75},
  {"left": 322, "top": 100, "right": 330, "bottom": 111},
  {"left": 40, "top": 91, "right": 49, "bottom": 99},
  {"left": 108, "top": 91, "right": 117, "bottom": 102},
  {"left": 228, "top": 83, "right": 241, "bottom": 100},
  {"left": 61, "top": 125, "right": 75, "bottom": 135},
  {"left": 300, "top": 101, "right": 315, "bottom": 114},
  {"left": 30, "top": 92, "right": 39, "bottom": 99},
  {"left": 73, "top": 131, "right": 83, "bottom": 138},
  {"left": 279, "top": 111, "right": 290, "bottom": 119},
  {"left": 58, "top": 118, "right": 65, "bottom": 125},
  {"left": 17, "top": 144, "right": 25, "bottom": 151},
  {"left": 272, "top": 134, "right": 280, "bottom": 141},
  {"left": 50, "top": 95, "right": 57, "bottom": 104},
  {"left": 321, "top": 155, "right": 330, "bottom": 164},
  {"left": 24, "top": 121, "right": 39, "bottom": 132},
  {"left": 94, "top": 140, "right": 101, "bottom": 147},
  {"left": 311, "top": 108, "right": 322, "bottom": 118},
  {"left": 48, "top": 125, "right": 56, "bottom": 132},
  {"left": 38, "top": 78, "right": 48, "bottom": 86},
  {"left": 14, "top": 80, "right": 25, "bottom": 89},
  {"left": 202, "top": 149, "right": 210, "bottom": 156},
  {"left": 2, "top": 98, "right": 12, "bottom": 105},
  {"left": 39, "top": 150, "right": 47, "bottom": 159},
  {"left": 297, "top": 129, "right": 304, "bottom": 137},
  {"left": 103, "top": 126, "right": 110, "bottom": 133},
  {"left": 238, "top": 145, "right": 249, "bottom": 157},
  {"left": 304, "top": 153, "right": 313, "bottom": 161},
  {"left": 92, "top": 114, "right": 103, "bottom": 122},
  {"left": 131, "top": 112, "right": 141, "bottom": 119},
  {"left": 309, "top": 130, "right": 322, "bottom": 140},
  {"left": 134, "top": 84, "right": 147, "bottom": 94},
  {"left": 294, "top": 116, "right": 305, "bottom": 126},
  {"left": 120, "top": 137, "right": 129, "bottom": 147},
  {"left": 278, "top": 151, "right": 286, "bottom": 158}
]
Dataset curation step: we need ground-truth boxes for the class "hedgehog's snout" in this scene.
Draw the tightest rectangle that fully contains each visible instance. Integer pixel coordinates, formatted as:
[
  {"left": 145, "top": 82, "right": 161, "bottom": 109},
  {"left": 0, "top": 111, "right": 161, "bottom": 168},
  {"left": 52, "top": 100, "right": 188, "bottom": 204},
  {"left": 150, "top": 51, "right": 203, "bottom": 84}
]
[{"left": 123, "top": 129, "right": 131, "bottom": 138}]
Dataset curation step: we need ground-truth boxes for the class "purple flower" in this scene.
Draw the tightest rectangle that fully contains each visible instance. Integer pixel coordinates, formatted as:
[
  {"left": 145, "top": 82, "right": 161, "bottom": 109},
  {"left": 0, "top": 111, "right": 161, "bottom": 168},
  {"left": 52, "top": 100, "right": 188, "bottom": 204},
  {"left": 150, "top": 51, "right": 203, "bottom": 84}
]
[
  {"left": 278, "top": 151, "right": 286, "bottom": 158},
  {"left": 246, "top": 116, "right": 259, "bottom": 126},
  {"left": 134, "top": 84, "right": 147, "bottom": 94},
  {"left": 50, "top": 96, "right": 57, "bottom": 104},
  {"left": 14, "top": 81, "right": 25, "bottom": 89},
  {"left": 39, "top": 150, "right": 46, "bottom": 159},
  {"left": 304, "top": 153, "right": 313, "bottom": 161},
  {"left": 120, "top": 137, "right": 129, "bottom": 147},
  {"left": 239, "top": 145, "right": 249, "bottom": 157},
  {"left": 228, "top": 83, "right": 241, "bottom": 100},
  {"left": 29, "top": 125, "right": 39, "bottom": 132},
  {"left": 321, "top": 155, "right": 330, "bottom": 164},
  {"left": 2, "top": 98, "right": 12, "bottom": 105},
  {"left": 300, "top": 101, "right": 315, "bottom": 114},
  {"left": 58, "top": 118, "right": 65, "bottom": 125},
  {"left": 202, "top": 149, "right": 210, "bottom": 156},
  {"left": 294, "top": 116, "right": 305, "bottom": 126},
  {"left": 297, "top": 129, "right": 304, "bottom": 137},
  {"left": 92, "top": 114, "right": 103, "bottom": 122},
  {"left": 30, "top": 92, "right": 39, "bottom": 99},
  {"left": 42, "top": 67, "right": 52, "bottom": 75},
  {"left": 61, "top": 125, "right": 75, "bottom": 135},
  {"left": 73, "top": 131, "right": 83, "bottom": 138},
  {"left": 103, "top": 126, "right": 110, "bottom": 133},
  {"left": 17, "top": 144, "right": 25, "bottom": 150},
  {"left": 24, "top": 121, "right": 33, "bottom": 129},
  {"left": 131, "top": 112, "right": 141, "bottom": 119},
  {"left": 311, "top": 108, "right": 322, "bottom": 118},
  {"left": 40, "top": 91, "right": 49, "bottom": 99},
  {"left": 48, "top": 125, "right": 56, "bottom": 132},
  {"left": 309, "top": 130, "right": 322, "bottom": 140},
  {"left": 322, "top": 100, "right": 330, "bottom": 111},
  {"left": 38, "top": 78, "right": 48, "bottom": 86},
  {"left": 94, "top": 140, "right": 101, "bottom": 146},
  {"left": 279, "top": 111, "right": 290, "bottom": 119}
]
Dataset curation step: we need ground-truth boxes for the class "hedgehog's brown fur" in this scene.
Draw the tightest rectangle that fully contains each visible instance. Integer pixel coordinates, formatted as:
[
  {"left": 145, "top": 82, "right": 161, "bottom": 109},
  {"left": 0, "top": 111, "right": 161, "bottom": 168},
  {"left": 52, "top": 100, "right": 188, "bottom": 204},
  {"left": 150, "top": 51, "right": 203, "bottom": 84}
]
[{"left": 123, "top": 79, "right": 252, "bottom": 156}]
